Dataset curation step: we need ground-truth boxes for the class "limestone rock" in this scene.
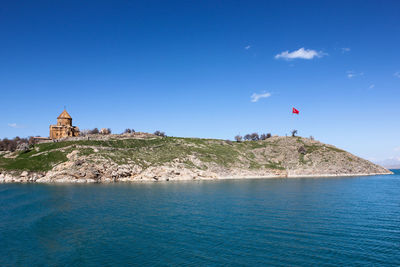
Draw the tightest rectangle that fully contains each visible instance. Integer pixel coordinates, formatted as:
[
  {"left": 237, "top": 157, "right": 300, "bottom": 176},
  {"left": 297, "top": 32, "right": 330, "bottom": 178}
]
[{"left": 16, "top": 143, "right": 30, "bottom": 152}]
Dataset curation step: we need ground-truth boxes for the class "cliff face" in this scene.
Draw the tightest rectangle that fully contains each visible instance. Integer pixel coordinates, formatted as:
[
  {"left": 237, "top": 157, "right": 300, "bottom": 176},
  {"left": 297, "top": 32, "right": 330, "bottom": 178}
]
[{"left": 0, "top": 135, "right": 392, "bottom": 183}]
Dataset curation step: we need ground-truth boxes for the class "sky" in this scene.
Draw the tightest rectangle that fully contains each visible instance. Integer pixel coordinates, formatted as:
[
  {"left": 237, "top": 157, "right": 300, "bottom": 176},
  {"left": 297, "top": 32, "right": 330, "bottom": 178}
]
[{"left": 0, "top": 0, "right": 399, "bottom": 162}]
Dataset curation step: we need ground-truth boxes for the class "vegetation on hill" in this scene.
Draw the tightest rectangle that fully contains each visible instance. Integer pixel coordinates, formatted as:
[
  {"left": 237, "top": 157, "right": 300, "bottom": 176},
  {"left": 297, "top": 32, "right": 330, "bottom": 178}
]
[{"left": 0, "top": 134, "right": 390, "bottom": 182}]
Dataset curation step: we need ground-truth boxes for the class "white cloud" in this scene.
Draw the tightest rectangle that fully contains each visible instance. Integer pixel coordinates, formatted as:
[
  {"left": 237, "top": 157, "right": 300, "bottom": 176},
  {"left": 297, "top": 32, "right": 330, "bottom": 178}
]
[
  {"left": 347, "top": 71, "right": 363, "bottom": 79},
  {"left": 347, "top": 71, "right": 355, "bottom": 79},
  {"left": 341, "top": 47, "right": 351, "bottom": 53},
  {"left": 275, "top": 48, "right": 326, "bottom": 60},
  {"left": 8, "top": 123, "right": 18, "bottom": 128},
  {"left": 251, "top": 92, "right": 271, "bottom": 102},
  {"left": 369, "top": 84, "right": 375, "bottom": 89},
  {"left": 394, "top": 71, "right": 400, "bottom": 78},
  {"left": 244, "top": 45, "right": 251, "bottom": 50},
  {"left": 7, "top": 123, "right": 25, "bottom": 129}
]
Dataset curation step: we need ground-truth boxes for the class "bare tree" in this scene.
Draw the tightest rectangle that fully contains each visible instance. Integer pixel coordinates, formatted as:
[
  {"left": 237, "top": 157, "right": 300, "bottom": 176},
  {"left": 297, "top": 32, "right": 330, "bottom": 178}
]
[
  {"left": 28, "top": 136, "right": 36, "bottom": 146},
  {"left": 234, "top": 135, "right": 243, "bottom": 142},
  {"left": 89, "top": 128, "right": 99, "bottom": 134},
  {"left": 250, "top": 133, "right": 259, "bottom": 141},
  {"left": 100, "top": 128, "right": 111, "bottom": 135},
  {"left": 291, "top": 129, "right": 298, "bottom": 137},
  {"left": 80, "top": 129, "right": 89, "bottom": 136},
  {"left": 0, "top": 137, "right": 30, "bottom": 152}
]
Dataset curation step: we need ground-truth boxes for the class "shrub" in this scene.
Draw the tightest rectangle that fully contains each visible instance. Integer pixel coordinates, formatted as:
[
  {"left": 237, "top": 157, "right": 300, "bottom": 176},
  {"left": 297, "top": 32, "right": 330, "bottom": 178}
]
[
  {"left": 298, "top": 146, "right": 307, "bottom": 155},
  {"left": 154, "top": 130, "right": 166, "bottom": 137},
  {"left": 244, "top": 134, "right": 251, "bottom": 141},
  {"left": 291, "top": 129, "right": 298, "bottom": 137},
  {"left": 124, "top": 128, "right": 132, "bottom": 134},
  {"left": 234, "top": 135, "right": 243, "bottom": 142}
]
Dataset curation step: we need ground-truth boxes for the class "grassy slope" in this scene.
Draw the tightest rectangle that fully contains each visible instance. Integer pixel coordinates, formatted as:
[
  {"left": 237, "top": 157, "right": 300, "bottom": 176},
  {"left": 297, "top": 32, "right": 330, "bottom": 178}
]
[{"left": 0, "top": 136, "right": 339, "bottom": 172}]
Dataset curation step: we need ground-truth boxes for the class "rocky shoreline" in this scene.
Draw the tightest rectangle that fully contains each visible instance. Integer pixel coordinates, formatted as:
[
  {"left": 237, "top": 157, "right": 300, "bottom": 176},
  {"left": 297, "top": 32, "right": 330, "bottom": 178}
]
[{"left": 0, "top": 169, "right": 392, "bottom": 184}]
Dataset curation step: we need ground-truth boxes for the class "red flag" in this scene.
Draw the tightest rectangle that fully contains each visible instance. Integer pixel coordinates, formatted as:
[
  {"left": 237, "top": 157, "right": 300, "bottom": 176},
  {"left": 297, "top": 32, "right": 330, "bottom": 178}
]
[{"left": 292, "top": 107, "right": 299, "bottom": 114}]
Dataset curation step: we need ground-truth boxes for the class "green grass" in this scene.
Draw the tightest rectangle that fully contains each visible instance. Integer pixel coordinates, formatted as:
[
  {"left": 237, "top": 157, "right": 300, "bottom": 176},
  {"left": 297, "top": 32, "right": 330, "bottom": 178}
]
[
  {"left": 326, "top": 146, "right": 345, "bottom": 153},
  {"left": 303, "top": 144, "right": 320, "bottom": 154},
  {"left": 0, "top": 151, "right": 67, "bottom": 171},
  {"left": 265, "top": 161, "right": 285, "bottom": 170}
]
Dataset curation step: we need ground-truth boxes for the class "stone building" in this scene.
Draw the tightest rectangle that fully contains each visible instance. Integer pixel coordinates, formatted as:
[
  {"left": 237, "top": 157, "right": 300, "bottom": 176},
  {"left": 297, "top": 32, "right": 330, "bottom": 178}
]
[{"left": 49, "top": 110, "right": 80, "bottom": 139}]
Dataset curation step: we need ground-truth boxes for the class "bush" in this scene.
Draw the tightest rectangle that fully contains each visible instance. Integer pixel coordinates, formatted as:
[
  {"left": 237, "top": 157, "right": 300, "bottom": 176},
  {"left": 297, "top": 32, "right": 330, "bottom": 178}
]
[
  {"left": 244, "top": 134, "right": 251, "bottom": 141},
  {"left": 234, "top": 135, "right": 243, "bottom": 142},
  {"left": 298, "top": 146, "right": 307, "bottom": 155},
  {"left": 291, "top": 129, "right": 298, "bottom": 137},
  {"left": 124, "top": 129, "right": 131, "bottom": 134},
  {"left": 154, "top": 130, "right": 166, "bottom": 137}
]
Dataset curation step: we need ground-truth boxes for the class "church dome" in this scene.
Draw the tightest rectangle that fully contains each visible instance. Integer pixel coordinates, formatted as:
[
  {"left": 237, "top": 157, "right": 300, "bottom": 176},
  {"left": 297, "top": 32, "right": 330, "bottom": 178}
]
[{"left": 57, "top": 109, "right": 72, "bottom": 119}]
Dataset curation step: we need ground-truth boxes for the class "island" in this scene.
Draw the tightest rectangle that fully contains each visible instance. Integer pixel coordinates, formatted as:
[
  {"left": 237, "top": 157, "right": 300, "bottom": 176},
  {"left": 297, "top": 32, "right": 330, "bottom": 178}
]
[{"left": 0, "top": 132, "right": 392, "bottom": 183}]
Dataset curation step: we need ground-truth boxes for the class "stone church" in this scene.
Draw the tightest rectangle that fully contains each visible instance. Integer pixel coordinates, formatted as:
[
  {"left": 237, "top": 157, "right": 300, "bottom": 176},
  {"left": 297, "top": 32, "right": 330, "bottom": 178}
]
[{"left": 49, "top": 109, "right": 80, "bottom": 139}]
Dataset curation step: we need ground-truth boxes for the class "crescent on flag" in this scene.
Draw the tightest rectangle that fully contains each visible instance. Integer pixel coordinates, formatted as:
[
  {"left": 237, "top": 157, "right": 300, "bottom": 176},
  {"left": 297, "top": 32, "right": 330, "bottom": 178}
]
[{"left": 292, "top": 107, "right": 299, "bottom": 114}]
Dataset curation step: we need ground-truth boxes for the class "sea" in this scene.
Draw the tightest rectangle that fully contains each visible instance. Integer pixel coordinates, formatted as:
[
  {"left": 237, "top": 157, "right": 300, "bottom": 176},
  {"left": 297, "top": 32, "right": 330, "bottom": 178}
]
[{"left": 1, "top": 170, "right": 400, "bottom": 266}]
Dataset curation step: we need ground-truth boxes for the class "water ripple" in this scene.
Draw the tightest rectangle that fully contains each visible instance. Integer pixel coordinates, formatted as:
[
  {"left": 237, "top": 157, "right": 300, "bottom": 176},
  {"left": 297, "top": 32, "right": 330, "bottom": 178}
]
[{"left": 1, "top": 174, "right": 400, "bottom": 266}]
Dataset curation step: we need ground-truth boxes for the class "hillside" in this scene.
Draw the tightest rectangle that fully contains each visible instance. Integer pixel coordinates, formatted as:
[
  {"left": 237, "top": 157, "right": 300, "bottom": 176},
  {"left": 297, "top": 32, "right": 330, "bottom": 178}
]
[{"left": 0, "top": 134, "right": 392, "bottom": 183}]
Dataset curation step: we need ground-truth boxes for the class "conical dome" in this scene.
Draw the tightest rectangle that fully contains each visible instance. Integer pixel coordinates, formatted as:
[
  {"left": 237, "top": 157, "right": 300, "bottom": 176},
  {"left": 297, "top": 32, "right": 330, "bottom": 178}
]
[{"left": 57, "top": 109, "right": 72, "bottom": 119}]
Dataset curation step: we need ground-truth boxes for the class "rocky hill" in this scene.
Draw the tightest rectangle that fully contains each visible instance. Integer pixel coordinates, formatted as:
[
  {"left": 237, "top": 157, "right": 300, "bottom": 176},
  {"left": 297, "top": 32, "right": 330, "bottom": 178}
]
[{"left": 0, "top": 133, "right": 392, "bottom": 183}]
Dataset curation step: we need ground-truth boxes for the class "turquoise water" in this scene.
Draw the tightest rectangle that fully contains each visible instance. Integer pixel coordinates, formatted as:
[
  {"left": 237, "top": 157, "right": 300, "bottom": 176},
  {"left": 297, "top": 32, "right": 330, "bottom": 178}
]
[{"left": 1, "top": 171, "right": 400, "bottom": 266}]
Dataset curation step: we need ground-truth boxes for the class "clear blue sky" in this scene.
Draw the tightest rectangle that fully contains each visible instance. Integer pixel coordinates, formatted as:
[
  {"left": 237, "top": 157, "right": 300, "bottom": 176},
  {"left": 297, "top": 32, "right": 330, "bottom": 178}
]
[{"left": 1, "top": 0, "right": 399, "bottom": 162}]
